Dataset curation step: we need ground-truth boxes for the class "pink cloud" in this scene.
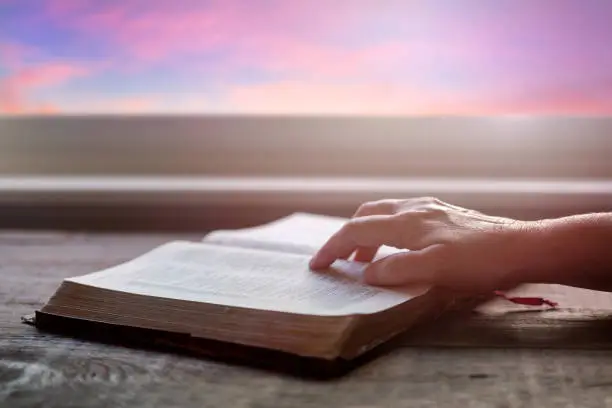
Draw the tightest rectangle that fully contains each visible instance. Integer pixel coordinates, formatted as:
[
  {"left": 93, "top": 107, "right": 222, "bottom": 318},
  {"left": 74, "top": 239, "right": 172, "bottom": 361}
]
[
  {"left": 0, "top": 42, "right": 38, "bottom": 68},
  {"left": 220, "top": 80, "right": 612, "bottom": 115},
  {"left": 42, "top": 0, "right": 388, "bottom": 76},
  {"left": 10, "top": 1, "right": 612, "bottom": 115},
  {"left": 494, "top": 88, "right": 612, "bottom": 116},
  {"left": 0, "top": 39, "right": 93, "bottom": 114},
  {"left": 220, "top": 81, "right": 426, "bottom": 115},
  {"left": 57, "top": 95, "right": 161, "bottom": 113},
  {"left": 0, "top": 62, "right": 89, "bottom": 114},
  {"left": 5, "top": 63, "right": 87, "bottom": 88},
  {"left": 116, "top": 97, "right": 158, "bottom": 112},
  {"left": 44, "top": 1, "right": 280, "bottom": 60},
  {"left": 38, "top": 1, "right": 538, "bottom": 87},
  {"left": 0, "top": 95, "right": 60, "bottom": 115},
  {"left": 45, "top": 0, "right": 89, "bottom": 16}
]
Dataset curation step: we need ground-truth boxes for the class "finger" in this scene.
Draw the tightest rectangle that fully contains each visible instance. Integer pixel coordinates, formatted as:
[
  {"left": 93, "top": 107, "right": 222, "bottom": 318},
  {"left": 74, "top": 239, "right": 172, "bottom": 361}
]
[
  {"left": 352, "top": 199, "right": 398, "bottom": 218},
  {"left": 335, "top": 243, "right": 359, "bottom": 261},
  {"left": 310, "top": 215, "right": 402, "bottom": 269},
  {"left": 363, "top": 246, "right": 443, "bottom": 286},
  {"left": 351, "top": 200, "right": 398, "bottom": 262},
  {"left": 353, "top": 246, "right": 380, "bottom": 263}
]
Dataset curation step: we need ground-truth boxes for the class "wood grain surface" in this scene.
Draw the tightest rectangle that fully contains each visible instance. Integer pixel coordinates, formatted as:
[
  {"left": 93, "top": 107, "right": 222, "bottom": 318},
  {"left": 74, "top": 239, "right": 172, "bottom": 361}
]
[{"left": 3, "top": 231, "right": 612, "bottom": 408}]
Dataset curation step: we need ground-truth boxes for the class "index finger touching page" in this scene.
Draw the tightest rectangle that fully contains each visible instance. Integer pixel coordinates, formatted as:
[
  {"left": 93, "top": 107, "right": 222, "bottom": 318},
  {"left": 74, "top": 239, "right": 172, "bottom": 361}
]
[{"left": 309, "top": 215, "right": 398, "bottom": 269}]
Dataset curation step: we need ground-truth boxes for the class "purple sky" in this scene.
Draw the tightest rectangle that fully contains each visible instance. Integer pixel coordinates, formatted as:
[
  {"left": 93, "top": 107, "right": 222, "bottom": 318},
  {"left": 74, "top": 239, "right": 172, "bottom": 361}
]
[{"left": 1, "top": 0, "right": 612, "bottom": 115}]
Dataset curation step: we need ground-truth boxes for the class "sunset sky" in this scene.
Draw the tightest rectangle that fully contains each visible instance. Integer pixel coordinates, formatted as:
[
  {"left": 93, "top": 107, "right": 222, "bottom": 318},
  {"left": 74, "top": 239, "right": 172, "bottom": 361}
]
[{"left": 1, "top": 0, "right": 612, "bottom": 115}]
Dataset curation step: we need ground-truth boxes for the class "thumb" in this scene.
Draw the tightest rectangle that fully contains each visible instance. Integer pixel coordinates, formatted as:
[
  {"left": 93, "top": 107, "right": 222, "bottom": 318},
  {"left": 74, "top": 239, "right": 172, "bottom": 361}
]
[{"left": 363, "top": 247, "right": 441, "bottom": 286}]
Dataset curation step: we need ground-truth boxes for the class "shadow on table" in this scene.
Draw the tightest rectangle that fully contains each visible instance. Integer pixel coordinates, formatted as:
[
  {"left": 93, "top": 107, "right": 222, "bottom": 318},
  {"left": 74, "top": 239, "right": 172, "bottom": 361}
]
[{"left": 23, "top": 307, "right": 612, "bottom": 381}]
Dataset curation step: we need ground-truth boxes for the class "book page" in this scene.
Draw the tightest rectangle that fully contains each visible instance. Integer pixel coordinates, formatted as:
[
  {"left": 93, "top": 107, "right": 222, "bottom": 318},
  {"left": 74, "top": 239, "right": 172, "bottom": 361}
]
[
  {"left": 203, "top": 212, "right": 402, "bottom": 259},
  {"left": 67, "top": 241, "right": 427, "bottom": 316}
]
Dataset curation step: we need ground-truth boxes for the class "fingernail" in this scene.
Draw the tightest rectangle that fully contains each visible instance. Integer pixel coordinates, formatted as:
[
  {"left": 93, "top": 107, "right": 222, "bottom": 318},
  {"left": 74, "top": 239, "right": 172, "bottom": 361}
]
[
  {"left": 310, "top": 251, "right": 333, "bottom": 269},
  {"left": 309, "top": 256, "right": 323, "bottom": 269}
]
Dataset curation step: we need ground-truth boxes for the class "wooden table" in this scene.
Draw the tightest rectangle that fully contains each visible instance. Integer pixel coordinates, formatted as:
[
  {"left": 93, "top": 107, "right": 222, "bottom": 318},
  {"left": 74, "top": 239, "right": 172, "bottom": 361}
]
[{"left": 3, "top": 231, "right": 612, "bottom": 408}]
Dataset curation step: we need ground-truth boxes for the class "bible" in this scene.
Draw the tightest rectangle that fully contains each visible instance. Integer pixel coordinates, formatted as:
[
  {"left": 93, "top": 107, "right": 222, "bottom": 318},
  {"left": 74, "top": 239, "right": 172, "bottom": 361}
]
[{"left": 30, "top": 213, "right": 481, "bottom": 376}]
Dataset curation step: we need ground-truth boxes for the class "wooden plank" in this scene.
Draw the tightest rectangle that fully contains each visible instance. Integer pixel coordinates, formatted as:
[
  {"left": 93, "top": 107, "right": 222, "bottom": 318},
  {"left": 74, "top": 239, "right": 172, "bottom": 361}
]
[{"left": 2, "top": 231, "right": 612, "bottom": 407}]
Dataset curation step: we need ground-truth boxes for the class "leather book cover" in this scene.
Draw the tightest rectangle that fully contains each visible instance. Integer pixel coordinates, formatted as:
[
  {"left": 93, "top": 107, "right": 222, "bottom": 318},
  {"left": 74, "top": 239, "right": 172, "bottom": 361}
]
[{"left": 22, "top": 311, "right": 383, "bottom": 379}]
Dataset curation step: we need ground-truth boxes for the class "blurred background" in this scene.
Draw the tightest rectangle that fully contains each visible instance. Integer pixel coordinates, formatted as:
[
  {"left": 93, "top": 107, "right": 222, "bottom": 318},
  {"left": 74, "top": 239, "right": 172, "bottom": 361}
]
[{"left": 1, "top": 0, "right": 611, "bottom": 231}]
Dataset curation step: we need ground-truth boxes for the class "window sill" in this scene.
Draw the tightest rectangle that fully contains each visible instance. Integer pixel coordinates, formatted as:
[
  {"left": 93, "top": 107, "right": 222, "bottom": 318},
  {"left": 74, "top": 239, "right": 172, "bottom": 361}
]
[{"left": 1, "top": 176, "right": 610, "bottom": 231}]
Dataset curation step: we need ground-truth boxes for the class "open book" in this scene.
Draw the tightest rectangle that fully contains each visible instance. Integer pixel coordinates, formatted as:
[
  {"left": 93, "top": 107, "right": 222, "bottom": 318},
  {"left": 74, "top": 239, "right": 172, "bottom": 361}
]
[{"left": 32, "top": 213, "right": 477, "bottom": 371}]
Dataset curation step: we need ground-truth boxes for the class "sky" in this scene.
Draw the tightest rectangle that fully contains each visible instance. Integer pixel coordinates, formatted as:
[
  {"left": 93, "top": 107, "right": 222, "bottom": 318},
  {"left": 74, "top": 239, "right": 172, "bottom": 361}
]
[{"left": 1, "top": 0, "right": 612, "bottom": 115}]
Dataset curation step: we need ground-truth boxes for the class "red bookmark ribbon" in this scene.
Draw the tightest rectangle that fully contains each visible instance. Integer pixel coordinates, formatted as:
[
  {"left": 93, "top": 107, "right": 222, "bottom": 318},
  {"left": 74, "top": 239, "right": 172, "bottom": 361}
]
[{"left": 493, "top": 290, "right": 558, "bottom": 308}]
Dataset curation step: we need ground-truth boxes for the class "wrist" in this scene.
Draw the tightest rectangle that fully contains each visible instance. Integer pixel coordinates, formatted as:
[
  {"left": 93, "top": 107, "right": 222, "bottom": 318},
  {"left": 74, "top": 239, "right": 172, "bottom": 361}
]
[
  {"left": 508, "top": 214, "right": 612, "bottom": 289},
  {"left": 497, "top": 220, "right": 551, "bottom": 287}
]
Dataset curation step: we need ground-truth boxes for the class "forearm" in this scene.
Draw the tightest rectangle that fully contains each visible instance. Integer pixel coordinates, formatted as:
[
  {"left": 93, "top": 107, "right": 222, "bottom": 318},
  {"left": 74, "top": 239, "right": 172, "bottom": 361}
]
[{"left": 515, "top": 213, "right": 612, "bottom": 290}]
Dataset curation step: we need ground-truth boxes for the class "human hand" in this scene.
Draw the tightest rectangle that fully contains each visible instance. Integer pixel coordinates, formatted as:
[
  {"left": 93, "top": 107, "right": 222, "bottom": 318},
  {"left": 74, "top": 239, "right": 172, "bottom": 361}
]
[{"left": 309, "top": 197, "right": 535, "bottom": 292}]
